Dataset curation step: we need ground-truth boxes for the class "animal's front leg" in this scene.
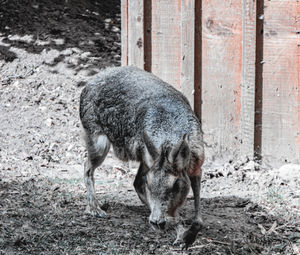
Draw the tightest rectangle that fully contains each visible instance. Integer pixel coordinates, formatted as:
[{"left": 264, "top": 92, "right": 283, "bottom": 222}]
[
  {"left": 183, "top": 175, "right": 203, "bottom": 248},
  {"left": 182, "top": 174, "right": 203, "bottom": 249},
  {"left": 173, "top": 173, "right": 203, "bottom": 249}
]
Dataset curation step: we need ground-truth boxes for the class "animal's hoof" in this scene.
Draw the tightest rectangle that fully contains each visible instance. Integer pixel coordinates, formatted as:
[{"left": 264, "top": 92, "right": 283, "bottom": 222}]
[
  {"left": 86, "top": 205, "right": 108, "bottom": 218},
  {"left": 173, "top": 223, "right": 200, "bottom": 250},
  {"left": 181, "top": 221, "right": 203, "bottom": 249},
  {"left": 173, "top": 234, "right": 196, "bottom": 250},
  {"left": 182, "top": 230, "right": 197, "bottom": 250}
]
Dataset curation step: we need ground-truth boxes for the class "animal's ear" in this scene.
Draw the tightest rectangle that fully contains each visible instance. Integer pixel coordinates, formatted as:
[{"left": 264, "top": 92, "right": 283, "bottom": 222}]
[
  {"left": 168, "top": 134, "right": 190, "bottom": 172},
  {"left": 143, "top": 131, "right": 159, "bottom": 167}
]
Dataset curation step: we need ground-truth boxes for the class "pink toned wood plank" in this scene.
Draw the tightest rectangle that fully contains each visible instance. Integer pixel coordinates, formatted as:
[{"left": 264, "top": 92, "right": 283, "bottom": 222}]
[
  {"left": 121, "top": 0, "right": 128, "bottom": 66},
  {"left": 201, "top": 0, "right": 243, "bottom": 161},
  {"left": 128, "top": 0, "right": 144, "bottom": 68},
  {"left": 241, "top": 0, "right": 257, "bottom": 158},
  {"left": 151, "top": 0, "right": 181, "bottom": 89},
  {"left": 297, "top": 2, "right": 300, "bottom": 161},
  {"left": 261, "top": 0, "right": 300, "bottom": 164},
  {"left": 180, "top": 0, "right": 195, "bottom": 109}
]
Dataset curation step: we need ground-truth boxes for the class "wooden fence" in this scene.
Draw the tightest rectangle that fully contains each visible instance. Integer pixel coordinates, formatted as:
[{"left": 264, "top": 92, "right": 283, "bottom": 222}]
[{"left": 121, "top": 0, "right": 300, "bottom": 167}]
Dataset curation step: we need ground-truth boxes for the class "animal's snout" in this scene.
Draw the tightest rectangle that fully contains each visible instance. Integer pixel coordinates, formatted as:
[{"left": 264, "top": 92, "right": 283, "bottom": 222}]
[{"left": 150, "top": 220, "right": 166, "bottom": 230}]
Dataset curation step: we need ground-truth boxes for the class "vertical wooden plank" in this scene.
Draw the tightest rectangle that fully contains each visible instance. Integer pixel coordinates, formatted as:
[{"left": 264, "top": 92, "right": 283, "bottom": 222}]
[
  {"left": 254, "top": 0, "right": 264, "bottom": 159},
  {"left": 241, "top": 0, "right": 257, "bottom": 158},
  {"left": 194, "top": 0, "right": 202, "bottom": 120},
  {"left": 121, "top": 0, "right": 128, "bottom": 66},
  {"left": 201, "top": 0, "right": 243, "bottom": 160},
  {"left": 181, "top": 0, "right": 195, "bottom": 107},
  {"left": 151, "top": 0, "right": 181, "bottom": 89},
  {"left": 128, "top": 0, "right": 144, "bottom": 68},
  {"left": 261, "top": 0, "right": 300, "bottom": 165},
  {"left": 144, "top": 0, "right": 152, "bottom": 72}
]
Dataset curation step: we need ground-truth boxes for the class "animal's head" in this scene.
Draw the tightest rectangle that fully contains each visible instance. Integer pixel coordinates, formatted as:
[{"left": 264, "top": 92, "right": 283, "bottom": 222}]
[{"left": 142, "top": 132, "right": 191, "bottom": 229}]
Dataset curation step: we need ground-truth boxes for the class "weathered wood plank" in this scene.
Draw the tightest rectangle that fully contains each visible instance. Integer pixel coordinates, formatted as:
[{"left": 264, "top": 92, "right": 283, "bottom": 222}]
[
  {"left": 121, "top": 0, "right": 128, "bottom": 66},
  {"left": 298, "top": 1, "right": 300, "bottom": 162},
  {"left": 201, "top": 0, "right": 243, "bottom": 160},
  {"left": 128, "top": 0, "right": 144, "bottom": 68},
  {"left": 180, "top": 0, "right": 195, "bottom": 108},
  {"left": 143, "top": 0, "right": 152, "bottom": 72},
  {"left": 261, "top": 0, "right": 300, "bottom": 164},
  {"left": 241, "top": 0, "right": 257, "bottom": 158},
  {"left": 253, "top": 0, "right": 264, "bottom": 159},
  {"left": 194, "top": 0, "right": 202, "bottom": 120},
  {"left": 151, "top": 0, "right": 181, "bottom": 89}
]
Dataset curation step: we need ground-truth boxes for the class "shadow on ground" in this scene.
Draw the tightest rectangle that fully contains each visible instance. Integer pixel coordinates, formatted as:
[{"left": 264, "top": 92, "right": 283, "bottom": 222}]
[
  {"left": 0, "top": 178, "right": 298, "bottom": 254},
  {"left": 0, "top": 0, "right": 121, "bottom": 70}
]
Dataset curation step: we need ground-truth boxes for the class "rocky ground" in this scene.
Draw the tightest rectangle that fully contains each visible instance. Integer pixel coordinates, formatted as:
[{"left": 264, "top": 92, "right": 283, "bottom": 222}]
[{"left": 0, "top": 1, "right": 299, "bottom": 254}]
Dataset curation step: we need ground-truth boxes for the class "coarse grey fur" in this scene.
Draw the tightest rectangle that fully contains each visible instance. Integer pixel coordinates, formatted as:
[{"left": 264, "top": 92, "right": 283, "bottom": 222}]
[{"left": 79, "top": 66, "right": 204, "bottom": 248}]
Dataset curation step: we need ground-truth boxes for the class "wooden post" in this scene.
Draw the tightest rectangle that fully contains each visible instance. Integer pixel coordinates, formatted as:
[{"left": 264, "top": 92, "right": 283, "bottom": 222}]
[
  {"left": 194, "top": 0, "right": 202, "bottom": 120},
  {"left": 144, "top": 0, "right": 152, "bottom": 72}
]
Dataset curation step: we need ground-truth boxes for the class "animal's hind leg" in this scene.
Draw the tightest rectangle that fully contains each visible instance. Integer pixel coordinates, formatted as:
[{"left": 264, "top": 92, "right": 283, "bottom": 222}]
[{"left": 84, "top": 133, "right": 110, "bottom": 217}]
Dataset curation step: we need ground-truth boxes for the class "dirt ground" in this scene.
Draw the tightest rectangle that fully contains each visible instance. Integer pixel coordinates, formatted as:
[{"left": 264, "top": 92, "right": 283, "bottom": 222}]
[{"left": 0, "top": 1, "right": 299, "bottom": 254}]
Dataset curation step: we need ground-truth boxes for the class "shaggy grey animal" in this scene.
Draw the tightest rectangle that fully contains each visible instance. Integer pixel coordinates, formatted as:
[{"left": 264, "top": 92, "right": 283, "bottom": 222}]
[{"left": 80, "top": 66, "right": 204, "bottom": 248}]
